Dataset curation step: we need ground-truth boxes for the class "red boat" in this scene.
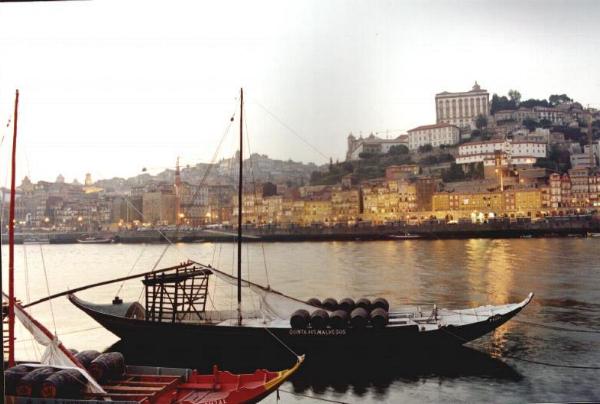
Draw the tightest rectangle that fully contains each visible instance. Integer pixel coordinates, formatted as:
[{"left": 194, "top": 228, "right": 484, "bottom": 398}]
[
  {"left": 3, "top": 294, "right": 303, "bottom": 403},
  {"left": 2, "top": 90, "right": 303, "bottom": 404}
]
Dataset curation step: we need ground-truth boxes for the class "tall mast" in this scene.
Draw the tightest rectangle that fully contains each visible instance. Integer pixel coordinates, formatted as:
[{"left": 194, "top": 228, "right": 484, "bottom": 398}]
[
  {"left": 8, "top": 89, "right": 19, "bottom": 367},
  {"left": 588, "top": 110, "right": 594, "bottom": 169},
  {"left": 175, "top": 156, "right": 181, "bottom": 225},
  {"left": 237, "top": 88, "right": 243, "bottom": 325}
]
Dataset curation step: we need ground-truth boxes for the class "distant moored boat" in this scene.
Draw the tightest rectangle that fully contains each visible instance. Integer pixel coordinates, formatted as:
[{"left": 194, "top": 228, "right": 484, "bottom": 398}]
[
  {"left": 23, "top": 236, "right": 50, "bottom": 244},
  {"left": 77, "top": 235, "right": 114, "bottom": 244},
  {"left": 390, "top": 233, "right": 422, "bottom": 240}
]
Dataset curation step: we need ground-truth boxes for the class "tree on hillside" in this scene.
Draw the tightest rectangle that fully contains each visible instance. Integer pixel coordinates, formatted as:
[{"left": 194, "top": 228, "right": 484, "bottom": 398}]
[
  {"left": 520, "top": 98, "right": 550, "bottom": 108},
  {"left": 508, "top": 89, "right": 521, "bottom": 106},
  {"left": 491, "top": 94, "right": 517, "bottom": 114},
  {"left": 523, "top": 118, "right": 538, "bottom": 132},
  {"left": 310, "top": 171, "right": 324, "bottom": 184},
  {"left": 475, "top": 114, "right": 488, "bottom": 130},
  {"left": 418, "top": 144, "right": 433, "bottom": 153},
  {"left": 442, "top": 163, "right": 466, "bottom": 182},
  {"left": 420, "top": 155, "right": 439, "bottom": 165},
  {"left": 388, "top": 145, "right": 409, "bottom": 155},
  {"left": 549, "top": 94, "right": 573, "bottom": 106},
  {"left": 534, "top": 144, "right": 571, "bottom": 172}
]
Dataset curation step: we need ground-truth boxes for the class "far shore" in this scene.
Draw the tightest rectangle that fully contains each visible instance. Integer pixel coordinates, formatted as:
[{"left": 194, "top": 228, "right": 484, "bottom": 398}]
[{"left": 2, "top": 215, "right": 599, "bottom": 244}]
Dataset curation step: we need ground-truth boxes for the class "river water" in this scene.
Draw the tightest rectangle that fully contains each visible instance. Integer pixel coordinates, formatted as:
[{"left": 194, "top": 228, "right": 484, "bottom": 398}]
[{"left": 2, "top": 239, "right": 600, "bottom": 403}]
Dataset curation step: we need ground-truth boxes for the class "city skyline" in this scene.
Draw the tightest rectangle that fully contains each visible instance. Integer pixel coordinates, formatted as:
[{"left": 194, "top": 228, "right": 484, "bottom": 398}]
[{"left": 1, "top": 0, "right": 600, "bottom": 183}]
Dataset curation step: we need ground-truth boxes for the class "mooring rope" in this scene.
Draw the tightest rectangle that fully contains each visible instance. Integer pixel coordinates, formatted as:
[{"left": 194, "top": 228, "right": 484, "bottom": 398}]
[
  {"left": 440, "top": 326, "right": 600, "bottom": 370},
  {"left": 499, "top": 354, "right": 600, "bottom": 370},
  {"left": 512, "top": 319, "right": 600, "bottom": 333},
  {"left": 262, "top": 325, "right": 301, "bottom": 361}
]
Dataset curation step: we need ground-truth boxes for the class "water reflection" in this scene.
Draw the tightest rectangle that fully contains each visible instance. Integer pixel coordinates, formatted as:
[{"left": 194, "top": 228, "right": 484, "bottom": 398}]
[{"left": 107, "top": 340, "right": 522, "bottom": 398}]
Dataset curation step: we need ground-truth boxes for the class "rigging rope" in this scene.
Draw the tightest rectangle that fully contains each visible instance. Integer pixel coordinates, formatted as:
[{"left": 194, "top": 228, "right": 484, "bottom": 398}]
[
  {"left": 115, "top": 244, "right": 147, "bottom": 297},
  {"left": 261, "top": 243, "right": 270, "bottom": 288},
  {"left": 0, "top": 115, "right": 11, "bottom": 147},
  {"left": 119, "top": 96, "right": 237, "bottom": 269},
  {"left": 243, "top": 109, "right": 270, "bottom": 288},
  {"left": 186, "top": 109, "right": 236, "bottom": 212},
  {"left": 251, "top": 98, "right": 329, "bottom": 162},
  {"left": 137, "top": 242, "right": 171, "bottom": 303},
  {"left": 15, "top": 326, "right": 104, "bottom": 344},
  {"left": 38, "top": 244, "right": 58, "bottom": 336},
  {"left": 23, "top": 244, "right": 31, "bottom": 304},
  {"left": 23, "top": 244, "right": 42, "bottom": 360}
]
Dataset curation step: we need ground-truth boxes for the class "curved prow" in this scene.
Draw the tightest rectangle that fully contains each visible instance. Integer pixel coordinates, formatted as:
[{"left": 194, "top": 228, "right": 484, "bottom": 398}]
[
  {"left": 266, "top": 354, "right": 304, "bottom": 390},
  {"left": 522, "top": 292, "right": 534, "bottom": 307}
]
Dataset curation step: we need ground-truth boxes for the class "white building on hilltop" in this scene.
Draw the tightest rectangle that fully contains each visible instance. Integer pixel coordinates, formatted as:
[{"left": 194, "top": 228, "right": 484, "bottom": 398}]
[
  {"left": 346, "top": 133, "right": 408, "bottom": 160},
  {"left": 456, "top": 139, "right": 547, "bottom": 168},
  {"left": 407, "top": 123, "right": 460, "bottom": 151},
  {"left": 435, "top": 81, "right": 490, "bottom": 130}
]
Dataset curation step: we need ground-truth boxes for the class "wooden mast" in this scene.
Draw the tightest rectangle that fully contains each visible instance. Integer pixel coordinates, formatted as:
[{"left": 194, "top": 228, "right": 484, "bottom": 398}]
[
  {"left": 8, "top": 89, "right": 19, "bottom": 367},
  {"left": 237, "top": 88, "right": 243, "bottom": 325}
]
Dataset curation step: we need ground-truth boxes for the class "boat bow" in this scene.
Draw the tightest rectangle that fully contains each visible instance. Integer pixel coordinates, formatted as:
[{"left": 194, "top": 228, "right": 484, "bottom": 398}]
[{"left": 438, "top": 292, "right": 534, "bottom": 327}]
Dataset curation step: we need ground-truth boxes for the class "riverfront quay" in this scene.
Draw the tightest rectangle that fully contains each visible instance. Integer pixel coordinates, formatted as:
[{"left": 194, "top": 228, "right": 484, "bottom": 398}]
[{"left": 3, "top": 215, "right": 600, "bottom": 244}]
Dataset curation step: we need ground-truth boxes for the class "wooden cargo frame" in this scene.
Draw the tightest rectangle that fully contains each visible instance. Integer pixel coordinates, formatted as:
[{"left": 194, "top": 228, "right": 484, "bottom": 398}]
[{"left": 142, "top": 263, "right": 212, "bottom": 323}]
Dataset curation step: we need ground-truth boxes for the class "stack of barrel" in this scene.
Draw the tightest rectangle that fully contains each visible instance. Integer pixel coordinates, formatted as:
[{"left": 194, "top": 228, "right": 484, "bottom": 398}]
[
  {"left": 4, "top": 350, "right": 126, "bottom": 399},
  {"left": 290, "top": 297, "right": 390, "bottom": 330}
]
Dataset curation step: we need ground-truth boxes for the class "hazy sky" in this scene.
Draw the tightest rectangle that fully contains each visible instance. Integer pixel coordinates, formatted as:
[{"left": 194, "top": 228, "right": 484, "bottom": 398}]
[{"left": 1, "top": 0, "right": 600, "bottom": 183}]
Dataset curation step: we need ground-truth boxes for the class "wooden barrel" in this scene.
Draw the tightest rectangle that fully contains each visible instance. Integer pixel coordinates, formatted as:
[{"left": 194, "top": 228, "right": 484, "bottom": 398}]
[
  {"left": 309, "top": 309, "right": 329, "bottom": 329},
  {"left": 290, "top": 309, "right": 310, "bottom": 329},
  {"left": 330, "top": 310, "right": 349, "bottom": 329},
  {"left": 356, "top": 298, "right": 372, "bottom": 311},
  {"left": 5, "top": 365, "right": 32, "bottom": 396},
  {"left": 16, "top": 367, "right": 56, "bottom": 397},
  {"left": 75, "top": 350, "right": 101, "bottom": 370},
  {"left": 89, "top": 352, "right": 125, "bottom": 383},
  {"left": 307, "top": 298, "right": 322, "bottom": 307},
  {"left": 41, "top": 369, "right": 88, "bottom": 399},
  {"left": 338, "top": 298, "right": 356, "bottom": 313},
  {"left": 350, "top": 307, "right": 369, "bottom": 329},
  {"left": 372, "top": 297, "right": 390, "bottom": 312},
  {"left": 370, "top": 308, "right": 389, "bottom": 328},
  {"left": 322, "top": 298, "right": 338, "bottom": 311}
]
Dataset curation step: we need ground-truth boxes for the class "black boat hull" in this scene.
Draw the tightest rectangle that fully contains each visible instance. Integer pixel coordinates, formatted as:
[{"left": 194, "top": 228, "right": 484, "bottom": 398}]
[{"left": 69, "top": 294, "right": 528, "bottom": 354}]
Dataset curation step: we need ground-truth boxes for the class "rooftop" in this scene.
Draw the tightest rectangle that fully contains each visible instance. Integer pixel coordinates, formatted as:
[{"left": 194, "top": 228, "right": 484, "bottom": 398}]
[
  {"left": 408, "top": 123, "right": 458, "bottom": 132},
  {"left": 435, "top": 81, "right": 488, "bottom": 97}
]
